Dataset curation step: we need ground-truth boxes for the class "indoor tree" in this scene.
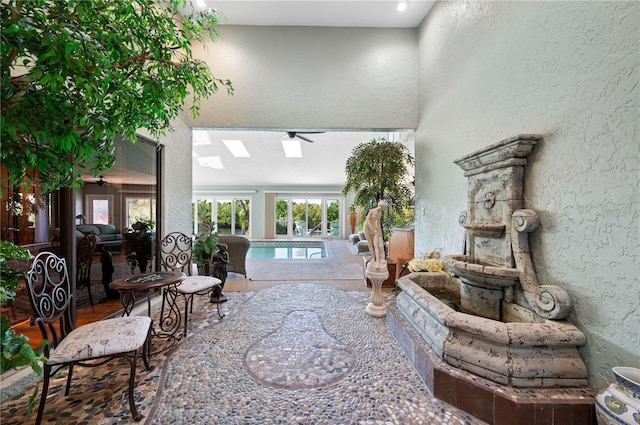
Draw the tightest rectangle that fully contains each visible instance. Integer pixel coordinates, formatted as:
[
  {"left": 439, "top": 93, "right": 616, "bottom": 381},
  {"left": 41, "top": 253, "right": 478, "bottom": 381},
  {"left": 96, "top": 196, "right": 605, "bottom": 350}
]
[
  {"left": 342, "top": 137, "right": 414, "bottom": 240},
  {"left": 1, "top": 0, "right": 233, "bottom": 195},
  {"left": 0, "top": 0, "right": 233, "bottom": 398}
]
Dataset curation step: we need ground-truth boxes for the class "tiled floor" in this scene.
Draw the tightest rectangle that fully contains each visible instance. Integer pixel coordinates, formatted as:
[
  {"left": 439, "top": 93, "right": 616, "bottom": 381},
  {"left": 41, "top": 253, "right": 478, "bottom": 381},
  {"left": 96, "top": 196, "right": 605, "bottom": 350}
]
[{"left": 0, "top": 238, "right": 596, "bottom": 424}]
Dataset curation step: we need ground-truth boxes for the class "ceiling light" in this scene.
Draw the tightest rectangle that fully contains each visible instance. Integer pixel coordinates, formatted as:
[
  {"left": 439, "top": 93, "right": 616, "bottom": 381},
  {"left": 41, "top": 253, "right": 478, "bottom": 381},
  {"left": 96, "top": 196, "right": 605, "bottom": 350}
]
[
  {"left": 281, "top": 138, "right": 302, "bottom": 158},
  {"left": 397, "top": 1, "right": 408, "bottom": 11},
  {"left": 223, "top": 139, "right": 250, "bottom": 157},
  {"left": 192, "top": 131, "right": 212, "bottom": 146},
  {"left": 196, "top": 156, "right": 223, "bottom": 169}
]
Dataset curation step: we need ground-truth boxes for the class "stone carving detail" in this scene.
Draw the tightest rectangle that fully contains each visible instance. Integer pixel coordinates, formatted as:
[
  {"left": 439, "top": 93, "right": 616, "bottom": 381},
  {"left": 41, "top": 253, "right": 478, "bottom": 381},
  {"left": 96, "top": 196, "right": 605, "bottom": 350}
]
[
  {"left": 511, "top": 209, "right": 571, "bottom": 319},
  {"left": 482, "top": 191, "right": 496, "bottom": 209},
  {"left": 458, "top": 211, "right": 467, "bottom": 226}
]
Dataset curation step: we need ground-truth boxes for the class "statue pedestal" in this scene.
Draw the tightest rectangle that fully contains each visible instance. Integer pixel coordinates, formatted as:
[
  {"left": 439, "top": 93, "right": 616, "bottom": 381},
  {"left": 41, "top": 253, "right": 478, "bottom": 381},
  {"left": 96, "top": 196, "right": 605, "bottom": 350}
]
[{"left": 365, "top": 267, "right": 389, "bottom": 317}]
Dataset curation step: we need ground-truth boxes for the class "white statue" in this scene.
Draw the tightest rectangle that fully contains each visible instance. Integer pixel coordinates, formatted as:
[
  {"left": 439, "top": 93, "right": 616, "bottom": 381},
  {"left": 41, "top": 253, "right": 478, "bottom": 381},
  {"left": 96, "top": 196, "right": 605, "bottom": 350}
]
[{"left": 364, "top": 200, "right": 387, "bottom": 271}]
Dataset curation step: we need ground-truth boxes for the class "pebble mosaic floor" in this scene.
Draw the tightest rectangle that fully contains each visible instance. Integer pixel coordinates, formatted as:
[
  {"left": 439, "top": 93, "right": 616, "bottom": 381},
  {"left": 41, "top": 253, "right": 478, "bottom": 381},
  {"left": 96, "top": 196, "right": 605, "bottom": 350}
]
[{"left": 1, "top": 283, "right": 486, "bottom": 425}]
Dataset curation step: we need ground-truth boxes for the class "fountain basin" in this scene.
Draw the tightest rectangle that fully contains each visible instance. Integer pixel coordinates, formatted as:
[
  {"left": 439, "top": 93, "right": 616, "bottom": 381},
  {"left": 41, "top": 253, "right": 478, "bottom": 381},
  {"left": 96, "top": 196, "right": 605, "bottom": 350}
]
[
  {"left": 396, "top": 272, "right": 588, "bottom": 387},
  {"left": 444, "top": 255, "right": 519, "bottom": 289}
]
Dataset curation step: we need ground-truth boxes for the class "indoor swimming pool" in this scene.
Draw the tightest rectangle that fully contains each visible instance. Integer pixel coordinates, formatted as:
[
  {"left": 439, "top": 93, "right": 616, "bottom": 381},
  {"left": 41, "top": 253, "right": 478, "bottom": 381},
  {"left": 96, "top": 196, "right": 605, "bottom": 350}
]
[{"left": 248, "top": 240, "right": 327, "bottom": 259}]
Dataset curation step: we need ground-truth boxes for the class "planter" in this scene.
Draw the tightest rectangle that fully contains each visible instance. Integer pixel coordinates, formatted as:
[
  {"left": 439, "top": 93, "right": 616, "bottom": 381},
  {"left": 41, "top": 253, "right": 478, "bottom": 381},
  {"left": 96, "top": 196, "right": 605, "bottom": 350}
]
[
  {"left": 596, "top": 367, "right": 640, "bottom": 425},
  {"left": 349, "top": 213, "right": 357, "bottom": 234}
]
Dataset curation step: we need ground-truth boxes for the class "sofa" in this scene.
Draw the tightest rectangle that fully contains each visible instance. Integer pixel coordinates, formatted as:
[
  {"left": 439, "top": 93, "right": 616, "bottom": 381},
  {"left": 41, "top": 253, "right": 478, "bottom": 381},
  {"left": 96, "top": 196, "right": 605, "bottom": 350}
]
[
  {"left": 216, "top": 235, "right": 250, "bottom": 278},
  {"left": 52, "top": 224, "right": 124, "bottom": 251}
]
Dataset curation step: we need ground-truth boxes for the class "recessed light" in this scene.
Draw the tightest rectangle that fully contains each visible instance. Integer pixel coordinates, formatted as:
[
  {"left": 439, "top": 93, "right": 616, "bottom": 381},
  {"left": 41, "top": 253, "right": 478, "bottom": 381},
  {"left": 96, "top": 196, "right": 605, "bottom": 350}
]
[
  {"left": 223, "top": 139, "right": 250, "bottom": 157},
  {"left": 281, "top": 139, "right": 302, "bottom": 158},
  {"left": 397, "top": 1, "right": 408, "bottom": 11},
  {"left": 196, "top": 156, "right": 223, "bottom": 169}
]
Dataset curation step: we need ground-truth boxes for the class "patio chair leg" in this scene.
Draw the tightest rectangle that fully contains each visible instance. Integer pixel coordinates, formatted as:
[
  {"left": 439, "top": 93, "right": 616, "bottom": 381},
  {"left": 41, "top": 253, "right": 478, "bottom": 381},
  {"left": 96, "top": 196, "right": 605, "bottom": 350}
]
[
  {"left": 35, "top": 367, "right": 51, "bottom": 425},
  {"left": 142, "top": 328, "right": 154, "bottom": 371},
  {"left": 127, "top": 352, "right": 143, "bottom": 421},
  {"left": 183, "top": 295, "right": 191, "bottom": 337},
  {"left": 64, "top": 364, "right": 74, "bottom": 395}
]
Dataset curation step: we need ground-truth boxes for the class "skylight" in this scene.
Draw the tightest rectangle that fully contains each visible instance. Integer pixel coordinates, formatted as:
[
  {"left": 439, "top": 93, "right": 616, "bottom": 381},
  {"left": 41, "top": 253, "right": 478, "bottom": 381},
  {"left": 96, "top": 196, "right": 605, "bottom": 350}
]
[
  {"left": 196, "top": 156, "right": 223, "bottom": 169},
  {"left": 192, "top": 131, "right": 212, "bottom": 146},
  {"left": 281, "top": 138, "right": 302, "bottom": 158},
  {"left": 223, "top": 139, "right": 250, "bottom": 157}
]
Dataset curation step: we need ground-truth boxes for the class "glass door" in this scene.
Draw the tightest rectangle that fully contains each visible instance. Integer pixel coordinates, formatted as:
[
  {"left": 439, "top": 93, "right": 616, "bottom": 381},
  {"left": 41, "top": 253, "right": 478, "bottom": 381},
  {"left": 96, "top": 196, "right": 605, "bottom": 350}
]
[
  {"left": 307, "top": 199, "right": 322, "bottom": 236},
  {"left": 326, "top": 199, "right": 340, "bottom": 237},
  {"left": 234, "top": 199, "right": 250, "bottom": 235},
  {"left": 292, "top": 198, "right": 306, "bottom": 236},
  {"left": 86, "top": 195, "right": 114, "bottom": 225},
  {"left": 216, "top": 199, "right": 233, "bottom": 235},
  {"left": 275, "top": 199, "right": 289, "bottom": 236}
]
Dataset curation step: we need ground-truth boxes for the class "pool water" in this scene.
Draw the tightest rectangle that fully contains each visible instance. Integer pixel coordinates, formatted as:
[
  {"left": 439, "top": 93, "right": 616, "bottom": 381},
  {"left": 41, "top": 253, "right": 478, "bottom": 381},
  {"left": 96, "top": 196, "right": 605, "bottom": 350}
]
[{"left": 248, "top": 241, "right": 327, "bottom": 259}]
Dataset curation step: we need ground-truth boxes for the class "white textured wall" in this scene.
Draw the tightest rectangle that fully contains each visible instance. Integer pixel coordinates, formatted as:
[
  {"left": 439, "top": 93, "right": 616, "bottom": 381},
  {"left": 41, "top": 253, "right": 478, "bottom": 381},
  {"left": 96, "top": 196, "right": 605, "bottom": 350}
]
[
  {"left": 138, "top": 116, "right": 193, "bottom": 237},
  {"left": 415, "top": 1, "right": 639, "bottom": 389},
  {"left": 188, "top": 25, "right": 418, "bottom": 130}
]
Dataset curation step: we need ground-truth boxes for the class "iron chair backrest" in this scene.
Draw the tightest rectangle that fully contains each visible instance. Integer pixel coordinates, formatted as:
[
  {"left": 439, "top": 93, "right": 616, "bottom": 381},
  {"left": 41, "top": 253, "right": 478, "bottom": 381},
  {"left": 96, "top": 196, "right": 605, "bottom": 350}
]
[
  {"left": 77, "top": 233, "right": 98, "bottom": 285},
  {"left": 26, "top": 252, "right": 75, "bottom": 358},
  {"left": 159, "top": 232, "right": 193, "bottom": 275}
]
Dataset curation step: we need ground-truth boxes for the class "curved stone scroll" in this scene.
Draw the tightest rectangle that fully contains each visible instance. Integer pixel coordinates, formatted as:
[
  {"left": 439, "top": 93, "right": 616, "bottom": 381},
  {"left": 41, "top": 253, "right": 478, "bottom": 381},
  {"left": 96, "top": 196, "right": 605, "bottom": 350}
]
[{"left": 511, "top": 209, "right": 573, "bottom": 320}]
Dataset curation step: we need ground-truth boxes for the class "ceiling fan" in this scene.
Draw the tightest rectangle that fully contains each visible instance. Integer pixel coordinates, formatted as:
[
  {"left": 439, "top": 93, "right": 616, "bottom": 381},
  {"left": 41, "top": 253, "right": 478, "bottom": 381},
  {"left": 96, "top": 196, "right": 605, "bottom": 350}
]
[
  {"left": 282, "top": 131, "right": 323, "bottom": 143},
  {"left": 87, "top": 175, "right": 108, "bottom": 186}
]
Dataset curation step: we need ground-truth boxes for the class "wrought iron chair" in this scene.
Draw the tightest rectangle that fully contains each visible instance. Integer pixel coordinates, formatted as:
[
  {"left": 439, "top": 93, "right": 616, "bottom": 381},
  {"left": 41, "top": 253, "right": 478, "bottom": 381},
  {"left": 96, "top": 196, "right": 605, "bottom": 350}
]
[
  {"left": 26, "top": 252, "right": 153, "bottom": 425},
  {"left": 76, "top": 232, "right": 98, "bottom": 305},
  {"left": 159, "top": 232, "right": 223, "bottom": 337}
]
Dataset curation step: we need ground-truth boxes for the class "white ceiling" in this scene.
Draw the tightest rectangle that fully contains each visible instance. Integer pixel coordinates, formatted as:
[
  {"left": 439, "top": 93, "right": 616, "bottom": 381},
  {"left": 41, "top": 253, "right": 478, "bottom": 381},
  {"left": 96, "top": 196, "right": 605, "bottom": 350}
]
[
  {"left": 189, "top": 2, "right": 431, "bottom": 188},
  {"left": 192, "top": 130, "right": 413, "bottom": 187},
  {"left": 195, "top": 1, "right": 436, "bottom": 28}
]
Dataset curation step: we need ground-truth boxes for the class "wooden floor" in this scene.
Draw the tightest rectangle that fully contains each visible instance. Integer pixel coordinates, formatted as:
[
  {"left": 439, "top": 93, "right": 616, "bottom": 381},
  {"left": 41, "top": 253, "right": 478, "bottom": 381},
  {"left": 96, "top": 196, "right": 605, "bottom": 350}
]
[{"left": 10, "top": 297, "right": 124, "bottom": 349}]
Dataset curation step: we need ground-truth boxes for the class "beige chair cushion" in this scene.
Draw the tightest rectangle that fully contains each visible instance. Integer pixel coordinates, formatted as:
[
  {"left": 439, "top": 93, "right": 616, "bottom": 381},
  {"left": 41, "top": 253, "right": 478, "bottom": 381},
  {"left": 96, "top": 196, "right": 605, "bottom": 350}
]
[
  {"left": 47, "top": 316, "right": 151, "bottom": 365},
  {"left": 172, "top": 276, "right": 221, "bottom": 294}
]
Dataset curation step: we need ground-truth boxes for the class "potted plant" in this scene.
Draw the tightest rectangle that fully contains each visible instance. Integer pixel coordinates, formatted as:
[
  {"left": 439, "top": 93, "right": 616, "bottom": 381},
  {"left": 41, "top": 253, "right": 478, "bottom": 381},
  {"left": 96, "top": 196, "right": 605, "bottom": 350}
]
[
  {"left": 348, "top": 205, "right": 358, "bottom": 235},
  {"left": 342, "top": 137, "right": 415, "bottom": 242},
  {"left": 193, "top": 222, "right": 218, "bottom": 275},
  {"left": 125, "top": 218, "right": 155, "bottom": 273}
]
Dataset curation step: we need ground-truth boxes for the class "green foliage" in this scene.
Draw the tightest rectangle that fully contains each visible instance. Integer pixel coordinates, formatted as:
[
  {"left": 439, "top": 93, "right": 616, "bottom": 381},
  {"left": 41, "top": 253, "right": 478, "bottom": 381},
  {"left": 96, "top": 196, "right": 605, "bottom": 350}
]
[
  {"left": 327, "top": 201, "right": 339, "bottom": 221},
  {"left": 0, "top": 240, "right": 31, "bottom": 302},
  {"left": 342, "top": 137, "right": 414, "bottom": 239},
  {"left": 0, "top": 241, "right": 45, "bottom": 415},
  {"left": 1, "top": 0, "right": 233, "bottom": 195},
  {"left": 193, "top": 223, "right": 217, "bottom": 267}
]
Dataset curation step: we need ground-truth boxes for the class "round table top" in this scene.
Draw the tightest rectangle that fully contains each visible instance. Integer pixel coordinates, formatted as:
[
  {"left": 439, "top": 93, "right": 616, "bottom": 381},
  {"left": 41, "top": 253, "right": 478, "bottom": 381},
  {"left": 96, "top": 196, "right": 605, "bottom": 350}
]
[{"left": 109, "top": 270, "right": 186, "bottom": 291}]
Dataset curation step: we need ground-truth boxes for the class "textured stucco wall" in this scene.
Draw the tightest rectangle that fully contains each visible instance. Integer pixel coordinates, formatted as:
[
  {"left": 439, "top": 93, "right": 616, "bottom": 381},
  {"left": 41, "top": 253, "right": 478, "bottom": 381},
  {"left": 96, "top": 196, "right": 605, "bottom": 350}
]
[
  {"left": 138, "top": 116, "right": 193, "bottom": 237},
  {"left": 187, "top": 25, "right": 418, "bottom": 130},
  {"left": 414, "top": 1, "right": 639, "bottom": 390}
]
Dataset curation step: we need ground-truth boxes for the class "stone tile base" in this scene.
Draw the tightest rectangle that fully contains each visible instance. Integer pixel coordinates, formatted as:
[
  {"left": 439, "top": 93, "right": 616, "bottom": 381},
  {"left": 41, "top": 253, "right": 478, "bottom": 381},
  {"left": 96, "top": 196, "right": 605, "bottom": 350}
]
[{"left": 387, "top": 306, "right": 597, "bottom": 425}]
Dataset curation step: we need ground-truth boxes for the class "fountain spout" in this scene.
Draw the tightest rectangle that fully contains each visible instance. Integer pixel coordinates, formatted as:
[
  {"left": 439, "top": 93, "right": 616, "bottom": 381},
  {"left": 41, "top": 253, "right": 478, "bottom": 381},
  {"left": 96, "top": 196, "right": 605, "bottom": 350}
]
[{"left": 443, "top": 135, "right": 574, "bottom": 320}]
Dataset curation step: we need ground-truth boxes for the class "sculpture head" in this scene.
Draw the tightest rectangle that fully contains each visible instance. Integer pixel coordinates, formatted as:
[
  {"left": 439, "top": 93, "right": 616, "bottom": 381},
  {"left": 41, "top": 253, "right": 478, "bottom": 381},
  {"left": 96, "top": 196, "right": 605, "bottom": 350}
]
[{"left": 378, "top": 200, "right": 387, "bottom": 210}]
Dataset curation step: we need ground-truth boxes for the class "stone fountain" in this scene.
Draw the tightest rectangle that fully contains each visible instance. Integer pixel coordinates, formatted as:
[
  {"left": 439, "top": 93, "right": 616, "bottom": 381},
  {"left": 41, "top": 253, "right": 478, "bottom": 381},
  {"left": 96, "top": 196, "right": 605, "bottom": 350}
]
[{"left": 388, "top": 136, "right": 594, "bottom": 423}]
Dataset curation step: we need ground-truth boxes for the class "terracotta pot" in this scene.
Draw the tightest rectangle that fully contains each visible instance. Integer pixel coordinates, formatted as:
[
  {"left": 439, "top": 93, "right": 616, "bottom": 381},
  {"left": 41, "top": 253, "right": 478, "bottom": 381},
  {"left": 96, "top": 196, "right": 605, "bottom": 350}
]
[
  {"left": 349, "top": 213, "right": 357, "bottom": 234},
  {"left": 595, "top": 367, "right": 640, "bottom": 425}
]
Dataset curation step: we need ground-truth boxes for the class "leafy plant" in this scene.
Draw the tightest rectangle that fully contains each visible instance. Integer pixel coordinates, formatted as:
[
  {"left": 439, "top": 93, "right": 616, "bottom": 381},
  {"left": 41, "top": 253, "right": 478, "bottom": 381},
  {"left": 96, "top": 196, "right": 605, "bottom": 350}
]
[
  {"left": 0, "top": 241, "right": 32, "bottom": 303},
  {"left": 342, "top": 137, "right": 415, "bottom": 239},
  {"left": 0, "top": 241, "right": 46, "bottom": 412},
  {"left": 1, "top": 0, "right": 233, "bottom": 195},
  {"left": 193, "top": 222, "right": 218, "bottom": 268}
]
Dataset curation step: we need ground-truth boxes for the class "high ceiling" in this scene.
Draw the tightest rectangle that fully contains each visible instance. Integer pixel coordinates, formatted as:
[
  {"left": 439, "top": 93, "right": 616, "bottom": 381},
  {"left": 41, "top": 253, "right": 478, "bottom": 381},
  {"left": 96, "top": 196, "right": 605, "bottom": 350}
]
[
  {"left": 190, "top": 1, "right": 431, "bottom": 188},
  {"left": 193, "top": 1, "right": 436, "bottom": 28},
  {"left": 192, "top": 130, "right": 413, "bottom": 187}
]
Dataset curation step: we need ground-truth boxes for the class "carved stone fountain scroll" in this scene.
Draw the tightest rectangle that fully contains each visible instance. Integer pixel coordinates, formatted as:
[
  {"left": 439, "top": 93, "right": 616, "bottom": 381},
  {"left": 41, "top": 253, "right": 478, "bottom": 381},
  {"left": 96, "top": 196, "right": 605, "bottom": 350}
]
[{"left": 395, "top": 135, "right": 588, "bottom": 388}]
